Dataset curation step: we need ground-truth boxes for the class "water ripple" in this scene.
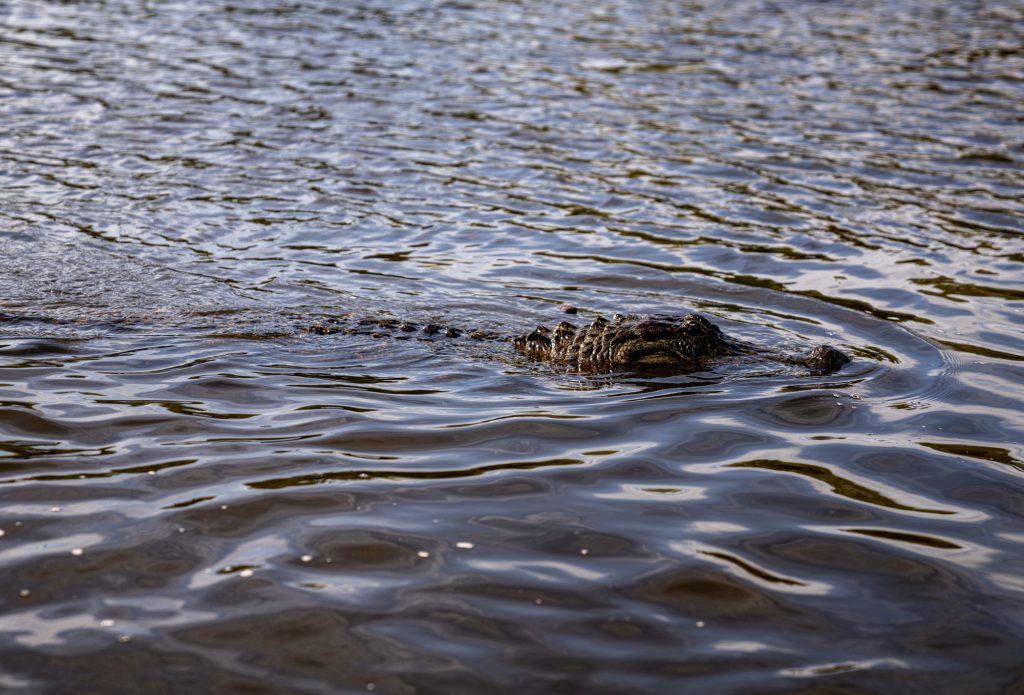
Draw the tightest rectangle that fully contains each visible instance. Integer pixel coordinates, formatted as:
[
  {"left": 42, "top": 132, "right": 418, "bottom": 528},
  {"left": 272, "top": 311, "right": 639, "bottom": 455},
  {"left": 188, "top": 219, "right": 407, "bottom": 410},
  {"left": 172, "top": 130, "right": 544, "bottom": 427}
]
[{"left": 1, "top": 0, "right": 1023, "bottom": 692}]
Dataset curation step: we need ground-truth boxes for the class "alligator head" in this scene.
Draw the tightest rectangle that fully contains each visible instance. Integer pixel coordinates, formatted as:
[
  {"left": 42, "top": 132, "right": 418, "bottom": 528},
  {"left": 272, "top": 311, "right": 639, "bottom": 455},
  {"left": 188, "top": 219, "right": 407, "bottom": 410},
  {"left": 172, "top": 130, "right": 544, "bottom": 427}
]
[
  {"left": 513, "top": 313, "right": 748, "bottom": 371},
  {"left": 512, "top": 313, "right": 850, "bottom": 374}
]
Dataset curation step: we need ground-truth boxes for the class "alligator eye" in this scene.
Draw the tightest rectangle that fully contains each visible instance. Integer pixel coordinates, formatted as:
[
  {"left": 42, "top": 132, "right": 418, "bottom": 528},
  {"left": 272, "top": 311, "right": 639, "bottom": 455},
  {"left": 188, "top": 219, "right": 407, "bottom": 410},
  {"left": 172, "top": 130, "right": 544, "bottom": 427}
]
[{"left": 635, "top": 320, "right": 676, "bottom": 339}]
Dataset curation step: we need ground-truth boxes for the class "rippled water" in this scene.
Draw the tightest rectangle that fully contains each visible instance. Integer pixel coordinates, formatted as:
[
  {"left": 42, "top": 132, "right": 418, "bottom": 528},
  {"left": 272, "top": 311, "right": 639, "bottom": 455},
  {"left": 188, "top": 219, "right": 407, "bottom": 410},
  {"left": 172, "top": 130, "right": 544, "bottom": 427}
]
[{"left": 1, "top": 0, "right": 1023, "bottom": 692}]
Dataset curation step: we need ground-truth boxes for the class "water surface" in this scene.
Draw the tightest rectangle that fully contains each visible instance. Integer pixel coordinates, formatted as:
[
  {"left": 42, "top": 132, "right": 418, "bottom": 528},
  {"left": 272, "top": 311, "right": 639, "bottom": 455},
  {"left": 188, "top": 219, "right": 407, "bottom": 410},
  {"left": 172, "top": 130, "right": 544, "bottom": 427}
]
[{"left": 1, "top": 1, "right": 1023, "bottom": 693}]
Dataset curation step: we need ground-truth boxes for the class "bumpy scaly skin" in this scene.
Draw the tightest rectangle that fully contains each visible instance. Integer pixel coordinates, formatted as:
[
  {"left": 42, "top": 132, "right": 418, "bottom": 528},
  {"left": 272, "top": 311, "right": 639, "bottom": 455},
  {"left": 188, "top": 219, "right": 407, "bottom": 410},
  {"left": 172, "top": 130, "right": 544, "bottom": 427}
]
[
  {"left": 511, "top": 313, "right": 851, "bottom": 374},
  {"left": 306, "top": 315, "right": 500, "bottom": 341},
  {"left": 513, "top": 314, "right": 742, "bottom": 368},
  {"left": 305, "top": 312, "right": 851, "bottom": 374}
]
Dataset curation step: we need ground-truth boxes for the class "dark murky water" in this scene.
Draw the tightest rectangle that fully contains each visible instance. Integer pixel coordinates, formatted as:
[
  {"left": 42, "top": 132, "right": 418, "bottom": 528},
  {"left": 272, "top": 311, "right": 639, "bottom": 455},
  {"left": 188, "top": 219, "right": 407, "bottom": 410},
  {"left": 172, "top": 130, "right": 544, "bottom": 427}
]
[{"left": 1, "top": 1, "right": 1023, "bottom": 692}]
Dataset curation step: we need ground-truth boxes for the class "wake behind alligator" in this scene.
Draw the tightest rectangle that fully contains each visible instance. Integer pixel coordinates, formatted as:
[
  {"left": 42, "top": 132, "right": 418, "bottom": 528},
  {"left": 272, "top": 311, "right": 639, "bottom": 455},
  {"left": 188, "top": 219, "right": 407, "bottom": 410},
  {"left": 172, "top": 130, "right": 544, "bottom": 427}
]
[{"left": 309, "top": 311, "right": 851, "bottom": 375}]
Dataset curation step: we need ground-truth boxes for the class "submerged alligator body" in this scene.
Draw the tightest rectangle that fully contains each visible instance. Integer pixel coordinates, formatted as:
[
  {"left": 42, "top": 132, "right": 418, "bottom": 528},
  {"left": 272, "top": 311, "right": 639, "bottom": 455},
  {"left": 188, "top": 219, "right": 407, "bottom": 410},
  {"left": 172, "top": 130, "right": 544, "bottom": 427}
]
[{"left": 309, "top": 312, "right": 851, "bottom": 375}]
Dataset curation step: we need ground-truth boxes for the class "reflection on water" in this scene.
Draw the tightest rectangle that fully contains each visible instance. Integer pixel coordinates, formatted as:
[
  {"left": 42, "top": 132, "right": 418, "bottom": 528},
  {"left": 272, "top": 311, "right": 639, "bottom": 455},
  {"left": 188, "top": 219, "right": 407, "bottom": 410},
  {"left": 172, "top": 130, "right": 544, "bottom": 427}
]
[{"left": 1, "top": 0, "right": 1023, "bottom": 692}]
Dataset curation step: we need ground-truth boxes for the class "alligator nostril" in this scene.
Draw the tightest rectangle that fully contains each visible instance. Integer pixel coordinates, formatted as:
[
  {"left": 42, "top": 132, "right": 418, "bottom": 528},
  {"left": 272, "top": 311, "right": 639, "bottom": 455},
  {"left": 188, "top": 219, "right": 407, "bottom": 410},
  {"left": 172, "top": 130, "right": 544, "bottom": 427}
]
[{"left": 803, "top": 345, "right": 851, "bottom": 372}]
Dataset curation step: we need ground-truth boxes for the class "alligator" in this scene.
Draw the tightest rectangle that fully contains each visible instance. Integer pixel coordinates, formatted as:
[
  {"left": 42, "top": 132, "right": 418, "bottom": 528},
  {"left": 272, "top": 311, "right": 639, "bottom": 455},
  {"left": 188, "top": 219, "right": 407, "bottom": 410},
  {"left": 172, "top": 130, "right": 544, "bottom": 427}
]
[
  {"left": 1, "top": 240, "right": 851, "bottom": 375},
  {"left": 308, "top": 312, "right": 851, "bottom": 375}
]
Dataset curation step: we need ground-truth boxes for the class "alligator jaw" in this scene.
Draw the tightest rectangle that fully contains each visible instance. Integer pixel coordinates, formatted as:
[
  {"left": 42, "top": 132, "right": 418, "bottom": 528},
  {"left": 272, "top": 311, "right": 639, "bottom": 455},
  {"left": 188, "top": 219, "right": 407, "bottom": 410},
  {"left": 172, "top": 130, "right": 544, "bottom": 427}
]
[
  {"left": 635, "top": 352, "right": 676, "bottom": 365},
  {"left": 627, "top": 347, "right": 687, "bottom": 366}
]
